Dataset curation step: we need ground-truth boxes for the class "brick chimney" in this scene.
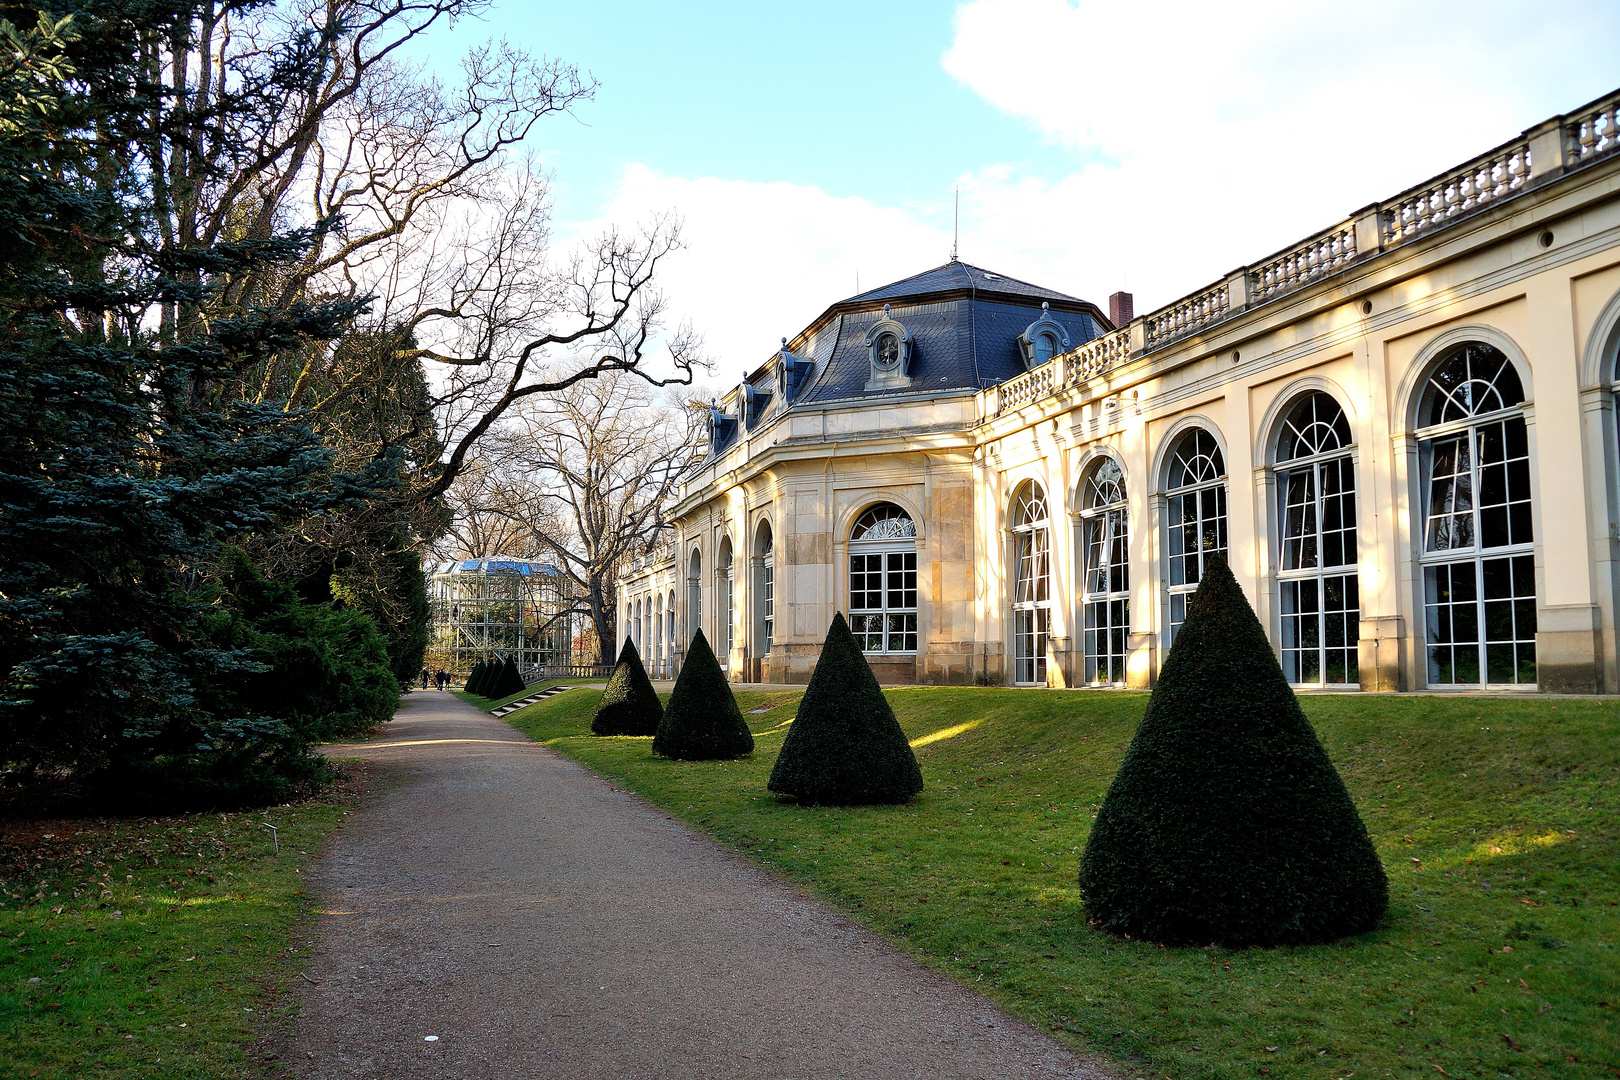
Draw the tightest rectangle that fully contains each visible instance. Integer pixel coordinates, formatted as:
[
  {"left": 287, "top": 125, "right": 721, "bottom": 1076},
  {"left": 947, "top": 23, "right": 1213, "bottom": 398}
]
[{"left": 1108, "top": 290, "right": 1134, "bottom": 328}]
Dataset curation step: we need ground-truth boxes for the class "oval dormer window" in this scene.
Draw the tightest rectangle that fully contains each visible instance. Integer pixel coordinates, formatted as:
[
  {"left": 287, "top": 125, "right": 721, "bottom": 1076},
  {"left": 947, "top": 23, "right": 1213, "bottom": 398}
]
[{"left": 875, "top": 332, "right": 901, "bottom": 371}]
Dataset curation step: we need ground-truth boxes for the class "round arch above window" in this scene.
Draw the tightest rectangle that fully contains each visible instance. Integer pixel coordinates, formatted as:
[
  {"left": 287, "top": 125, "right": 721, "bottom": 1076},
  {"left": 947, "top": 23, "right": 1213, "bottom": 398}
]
[
  {"left": 851, "top": 503, "right": 917, "bottom": 542},
  {"left": 1418, "top": 341, "right": 1526, "bottom": 428},
  {"left": 717, "top": 535, "right": 733, "bottom": 570},
  {"left": 1081, "top": 456, "right": 1127, "bottom": 508},
  {"left": 1011, "top": 479, "right": 1049, "bottom": 527},
  {"left": 1164, "top": 428, "right": 1225, "bottom": 490},
  {"left": 1276, "top": 391, "right": 1353, "bottom": 462}
]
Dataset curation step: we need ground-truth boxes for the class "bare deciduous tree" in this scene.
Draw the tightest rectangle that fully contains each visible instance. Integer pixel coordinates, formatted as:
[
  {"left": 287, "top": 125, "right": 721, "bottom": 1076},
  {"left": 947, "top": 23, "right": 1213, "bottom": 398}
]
[{"left": 436, "top": 373, "right": 701, "bottom": 663}]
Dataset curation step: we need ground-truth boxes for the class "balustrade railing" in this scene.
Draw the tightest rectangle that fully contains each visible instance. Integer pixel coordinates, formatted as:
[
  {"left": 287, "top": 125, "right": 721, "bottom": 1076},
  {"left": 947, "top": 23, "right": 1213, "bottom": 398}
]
[
  {"left": 1567, "top": 96, "right": 1620, "bottom": 167},
  {"left": 1144, "top": 282, "right": 1229, "bottom": 351},
  {"left": 1251, "top": 223, "right": 1357, "bottom": 300},
  {"left": 994, "top": 360, "right": 1056, "bottom": 414},
  {"left": 1381, "top": 142, "right": 1532, "bottom": 246},
  {"left": 1064, "top": 328, "right": 1131, "bottom": 386}
]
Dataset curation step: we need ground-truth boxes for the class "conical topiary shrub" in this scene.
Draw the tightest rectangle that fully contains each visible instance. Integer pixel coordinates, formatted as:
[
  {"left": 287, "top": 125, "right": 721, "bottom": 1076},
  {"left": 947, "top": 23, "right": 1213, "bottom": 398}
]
[
  {"left": 653, "top": 628, "right": 753, "bottom": 760},
  {"left": 471, "top": 659, "right": 494, "bottom": 697},
  {"left": 593, "top": 637, "right": 662, "bottom": 736},
  {"left": 464, "top": 660, "right": 486, "bottom": 694},
  {"left": 491, "top": 656, "right": 525, "bottom": 699},
  {"left": 768, "top": 612, "right": 922, "bottom": 805},
  {"left": 1078, "top": 555, "right": 1387, "bottom": 947}
]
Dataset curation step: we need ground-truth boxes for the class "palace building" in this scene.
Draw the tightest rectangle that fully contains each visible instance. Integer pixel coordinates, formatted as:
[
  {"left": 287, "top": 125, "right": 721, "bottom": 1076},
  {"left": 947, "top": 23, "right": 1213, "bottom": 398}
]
[{"left": 617, "top": 88, "right": 1620, "bottom": 694}]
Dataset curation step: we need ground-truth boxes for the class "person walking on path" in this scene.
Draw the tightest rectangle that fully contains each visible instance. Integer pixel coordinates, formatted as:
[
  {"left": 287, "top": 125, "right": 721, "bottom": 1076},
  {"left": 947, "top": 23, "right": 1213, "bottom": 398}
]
[
  {"left": 293, "top": 693, "right": 1114, "bottom": 1080},
  {"left": 419, "top": 667, "right": 430, "bottom": 689}
]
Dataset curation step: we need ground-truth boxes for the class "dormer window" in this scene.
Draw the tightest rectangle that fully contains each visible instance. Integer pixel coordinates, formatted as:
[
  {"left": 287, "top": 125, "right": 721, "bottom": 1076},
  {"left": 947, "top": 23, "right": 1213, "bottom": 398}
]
[
  {"left": 863, "top": 304, "right": 913, "bottom": 391},
  {"left": 1017, "top": 301, "right": 1071, "bottom": 371},
  {"left": 875, "top": 333, "right": 900, "bottom": 371},
  {"left": 1033, "top": 332, "right": 1057, "bottom": 365}
]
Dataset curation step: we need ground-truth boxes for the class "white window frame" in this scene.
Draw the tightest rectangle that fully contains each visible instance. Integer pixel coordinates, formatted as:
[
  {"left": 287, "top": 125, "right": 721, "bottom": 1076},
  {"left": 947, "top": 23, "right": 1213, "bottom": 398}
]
[
  {"left": 1162, "top": 429, "right": 1228, "bottom": 644},
  {"left": 1415, "top": 345, "right": 1536, "bottom": 689},
  {"left": 848, "top": 504, "right": 919, "bottom": 655},
  {"left": 1079, "top": 459, "right": 1129, "bottom": 686},
  {"left": 1274, "top": 393, "right": 1360, "bottom": 688},
  {"left": 1011, "top": 482, "right": 1050, "bottom": 685}
]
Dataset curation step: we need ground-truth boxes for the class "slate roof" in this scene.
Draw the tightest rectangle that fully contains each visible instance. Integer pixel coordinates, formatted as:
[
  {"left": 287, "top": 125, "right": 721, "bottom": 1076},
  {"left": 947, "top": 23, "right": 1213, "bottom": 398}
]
[
  {"left": 843, "top": 261, "right": 1081, "bottom": 306},
  {"left": 710, "top": 262, "right": 1107, "bottom": 454}
]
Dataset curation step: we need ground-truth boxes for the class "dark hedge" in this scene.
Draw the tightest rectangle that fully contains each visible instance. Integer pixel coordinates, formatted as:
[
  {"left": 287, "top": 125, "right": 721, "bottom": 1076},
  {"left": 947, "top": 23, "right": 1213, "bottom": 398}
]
[
  {"left": 767, "top": 612, "right": 922, "bottom": 805},
  {"left": 593, "top": 637, "right": 662, "bottom": 736},
  {"left": 653, "top": 628, "right": 753, "bottom": 760},
  {"left": 489, "top": 656, "right": 525, "bottom": 699},
  {"left": 1077, "top": 554, "right": 1388, "bottom": 947},
  {"left": 466, "top": 660, "right": 489, "bottom": 696}
]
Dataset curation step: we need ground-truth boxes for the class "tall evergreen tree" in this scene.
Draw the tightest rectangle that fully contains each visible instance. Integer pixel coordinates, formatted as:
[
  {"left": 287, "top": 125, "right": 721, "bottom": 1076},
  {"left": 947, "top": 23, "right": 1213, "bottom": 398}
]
[
  {"left": 768, "top": 613, "right": 922, "bottom": 805},
  {"left": 1078, "top": 556, "right": 1387, "bottom": 947},
  {"left": 653, "top": 629, "right": 752, "bottom": 760},
  {"left": 592, "top": 637, "right": 661, "bottom": 736},
  {"left": 0, "top": 1, "right": 399, "bottom": 799}
]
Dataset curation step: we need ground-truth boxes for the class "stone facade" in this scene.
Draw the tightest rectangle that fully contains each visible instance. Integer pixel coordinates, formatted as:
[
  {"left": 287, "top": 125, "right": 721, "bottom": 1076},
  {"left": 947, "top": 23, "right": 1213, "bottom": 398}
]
[{"left": 619, "top": 89, "right": 1620, "bottom": 694}]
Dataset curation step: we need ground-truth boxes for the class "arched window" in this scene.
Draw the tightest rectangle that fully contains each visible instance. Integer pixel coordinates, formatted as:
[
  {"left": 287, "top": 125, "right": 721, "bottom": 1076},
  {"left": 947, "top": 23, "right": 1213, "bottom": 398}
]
[
  {"left": 666, "top": 590, "right": 677, "bottom": 676},
  {"left": 754, "top": 523, "right": 774, "bottom": 654},
  {"left": 1275, "top": 392, "right": 1359, "bottom": 686},
  {"left": 849, "top": 503, "right": 918, "bottom": 654},
  {"left": 1033, "top": 332, "right": 1057, "bottom": 366},
  {"left": 1417, "top": 342, "right": 1535, "bottom": 686},
  {"left": 1163, "top": 428, "right": 1227, "bottom": 642},
  {"left": 1079, "top": 459, "right": 1129, "bottom": 685},
  {"left": 633, "top": 598, "right": 642, "bottom": 651},
  {"left": 717, "top": 537, "right": 734, "bottom": 669},
  {"left": 686, "top": 548, "right": 701, "bottom": 645},
  {"left": 654, "top": 595, "right": 664, "bottom": 678},
  {"left": 1011, "top": 481, "right": 1050, "bottom": 684}
]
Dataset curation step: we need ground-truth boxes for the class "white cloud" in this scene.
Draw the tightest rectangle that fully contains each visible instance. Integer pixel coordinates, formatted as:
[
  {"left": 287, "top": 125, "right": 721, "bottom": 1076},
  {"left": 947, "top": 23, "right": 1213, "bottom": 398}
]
[
  {"left": 941, "top": 0, "right": 1620, "bottom": 306},
  {"left": 572, "top": 1, "right": 1618, "bottom": 371},
  {"left": 585, "top": 164, "right": 951, "bottom": 377}
]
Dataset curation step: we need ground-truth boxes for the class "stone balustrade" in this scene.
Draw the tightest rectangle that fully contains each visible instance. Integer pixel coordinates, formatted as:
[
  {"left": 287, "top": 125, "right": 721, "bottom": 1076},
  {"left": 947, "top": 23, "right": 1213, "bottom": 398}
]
[
  {"left": 1567, "top": 96, "right": 1620, "bottom": 167},
  {"left": 994, "top": 360, "right": 1056, "bottom": 414},
  {"left": 1143, "top": 282, "right": 1229, "bottom": 350},
  {"left": 1381, "top": 142, "right": 1532, "bottom": 247},
  {"left": 1064, "top": 328, "right": 1131, "bottom": 387},
  {"left": 1251, "top": 223, "right": 1357, "bottom": 300}
]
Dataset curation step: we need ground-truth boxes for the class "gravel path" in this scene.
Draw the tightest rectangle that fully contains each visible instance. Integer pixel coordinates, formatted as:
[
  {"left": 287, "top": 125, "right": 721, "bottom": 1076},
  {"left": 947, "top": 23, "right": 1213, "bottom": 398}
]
[{"left": 292, "top": 691, "right": 1117, "bottom": 1080}]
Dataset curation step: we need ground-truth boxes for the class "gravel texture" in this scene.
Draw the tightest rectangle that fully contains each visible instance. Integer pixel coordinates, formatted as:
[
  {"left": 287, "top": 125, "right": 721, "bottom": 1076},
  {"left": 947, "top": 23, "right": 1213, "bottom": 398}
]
[{"left": 293, "top": 690, "right": 1117, "bottom": 1080}]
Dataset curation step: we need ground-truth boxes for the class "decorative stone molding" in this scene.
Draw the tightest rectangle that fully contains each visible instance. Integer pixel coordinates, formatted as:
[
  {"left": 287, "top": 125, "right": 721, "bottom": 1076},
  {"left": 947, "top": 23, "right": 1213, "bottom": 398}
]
[
  {"left": 1016, "top": 302, "right": 1071, "bottom": 370},
  {"left": 864, "top": 304, "right": 913, "bottom": 391}
]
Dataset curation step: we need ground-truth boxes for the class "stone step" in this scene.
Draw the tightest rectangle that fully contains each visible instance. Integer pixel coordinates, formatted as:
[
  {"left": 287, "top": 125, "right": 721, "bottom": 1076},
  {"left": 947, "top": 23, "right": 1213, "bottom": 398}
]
[{"left": 489, "top": 684, "right": 573, "bottom": 717}]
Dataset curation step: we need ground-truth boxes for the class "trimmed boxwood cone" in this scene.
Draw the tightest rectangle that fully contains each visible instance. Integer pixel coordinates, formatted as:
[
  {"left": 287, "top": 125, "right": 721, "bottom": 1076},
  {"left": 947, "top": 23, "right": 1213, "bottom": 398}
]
[
  {"left": 493, "top": 656, "right": 525, "bottom": 698},
  {"left": 653, "top": 628, "right": 753, "bottom": 760},
  {"left": 472, "top": 659, "right": 494, "bottom": 697},
  {"left": 593, "top": 637, "right": 662, "bottom": 736},
  {"left": 464, "top": 661, "right": 486, "bottom": 694},
  {"left": 1078, "top": 554, "right": 1387, "bottom": 947},
  {"left": 768, "top": 611, "right": 922, "bottom": 805}
]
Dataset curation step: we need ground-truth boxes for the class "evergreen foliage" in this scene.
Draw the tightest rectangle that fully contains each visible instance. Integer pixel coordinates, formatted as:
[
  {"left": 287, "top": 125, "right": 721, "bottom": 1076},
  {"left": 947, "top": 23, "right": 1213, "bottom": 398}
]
[
  {"left": 767, "top": 612, "right": 922, "bottom": 805},
  {"left": 491, "top": 656, "right": 526, "bottom": 698},
  {"left": 592, "top": 637, "right": 662, "bottom": 736},
  {"left": 653, "top": 629, "right": 753, "bottom": 760},
  {"left": 0, "top": 2, "right": 413, "bottom": 805},
  {"left": 468, "top": 661, "right": 491, "bottom": 697},
  {"left": 1078, "top": 555, "right": 1388, "bottom": 947}
]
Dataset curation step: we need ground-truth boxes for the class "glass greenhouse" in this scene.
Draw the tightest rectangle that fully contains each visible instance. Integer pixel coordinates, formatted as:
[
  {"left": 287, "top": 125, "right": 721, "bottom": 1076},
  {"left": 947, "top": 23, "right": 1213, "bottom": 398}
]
[{"left": 425, "top": 558, "right": 583, "bottom": 677}]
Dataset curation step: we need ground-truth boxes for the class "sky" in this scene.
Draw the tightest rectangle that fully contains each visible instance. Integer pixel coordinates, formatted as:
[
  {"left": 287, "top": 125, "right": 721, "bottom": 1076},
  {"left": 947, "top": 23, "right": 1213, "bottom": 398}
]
[{"left": 409, "top": 0, "right": 1620, "bottom": 379}]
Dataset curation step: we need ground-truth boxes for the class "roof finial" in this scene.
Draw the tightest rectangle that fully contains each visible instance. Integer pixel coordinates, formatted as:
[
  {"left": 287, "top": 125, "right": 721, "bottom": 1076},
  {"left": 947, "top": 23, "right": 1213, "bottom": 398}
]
[
  {"left": 1042, "top": 301, "right": 1050, "bottom": 312},
  {"left": 951, "top": 187, "right": 959, "bottom": 262},
  {"left": 883, "top": 303, "right": 891, "bottom": 319}
]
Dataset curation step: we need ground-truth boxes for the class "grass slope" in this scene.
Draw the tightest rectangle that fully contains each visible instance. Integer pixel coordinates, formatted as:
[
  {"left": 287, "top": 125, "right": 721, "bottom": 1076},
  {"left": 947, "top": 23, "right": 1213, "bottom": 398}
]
[
  {"left": 505, "top": 687, "right": 1618, "bottom": 1080},
  {"left": 0, "top": 770, "right": 366, "bottom": 1079}
]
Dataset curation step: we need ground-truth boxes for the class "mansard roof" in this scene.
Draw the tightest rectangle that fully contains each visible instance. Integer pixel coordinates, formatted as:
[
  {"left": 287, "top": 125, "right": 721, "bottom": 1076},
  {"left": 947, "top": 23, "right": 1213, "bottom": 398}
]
[{"left": 777, "top": 261, "right": 1108, "bottom": 407}]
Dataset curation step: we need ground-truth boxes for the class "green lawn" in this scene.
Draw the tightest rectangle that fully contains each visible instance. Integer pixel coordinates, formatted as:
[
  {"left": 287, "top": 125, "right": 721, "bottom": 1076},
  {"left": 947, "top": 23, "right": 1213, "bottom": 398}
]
[
  {"left": 505, "top": 687, "right": 1619, "bottom": 1080},
  {"left": 0, "top": 769, "right": 366, "bottom": 1079},
  {"left": 456, "top": 678, "right": 598, "bottom": 713}
]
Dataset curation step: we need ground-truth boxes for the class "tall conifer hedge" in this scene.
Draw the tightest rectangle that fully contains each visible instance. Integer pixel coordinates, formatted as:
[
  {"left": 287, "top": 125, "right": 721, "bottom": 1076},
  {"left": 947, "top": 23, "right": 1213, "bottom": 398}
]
[{"left": 1078, "top": 555, "right": 1387, "bottom": 947}]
